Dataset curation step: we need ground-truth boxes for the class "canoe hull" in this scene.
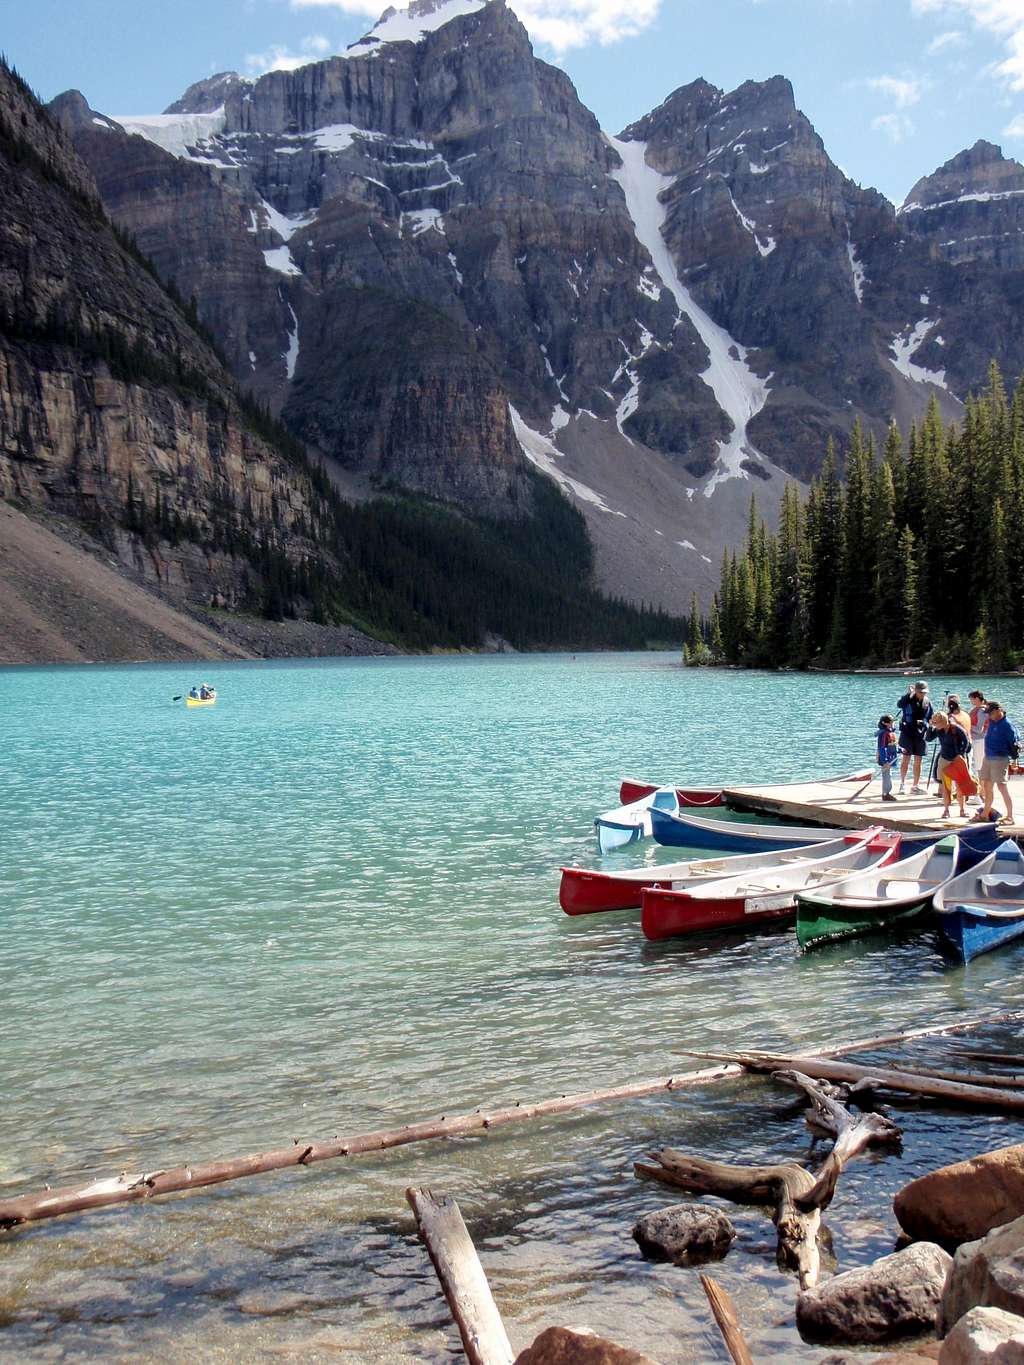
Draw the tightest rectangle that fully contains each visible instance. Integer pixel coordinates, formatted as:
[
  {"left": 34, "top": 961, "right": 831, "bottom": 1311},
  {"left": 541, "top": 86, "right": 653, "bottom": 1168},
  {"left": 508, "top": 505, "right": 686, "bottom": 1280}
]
[
  {"left": 186, "top": 697, "right": 216, "bottom": 707},
  {"left": 640, "top": 831, "right": 897, "bottom": 941},
  {"left": 940, "top": 907, "right": 1024, "bottom": 962},
  {"left": 596, "top": 787, "right": 677, "bottom": 854},
  {"left": 618, "top": 779, "right": 724, "bottom": 807},
  {"left": 641, "top": 889, "right": 795, "bottom": 940},
  {"left": 650, "top": 807, "right": 835, "bottom": 853},
  {"left": 934, "top": 838, "right": 1024, "bottom": 961},
  {"left": 796, "top": 894, "right": 932, "bottom": 951},
  {"left": 560, "top": 868, "right": 666, "bottom": 915}
]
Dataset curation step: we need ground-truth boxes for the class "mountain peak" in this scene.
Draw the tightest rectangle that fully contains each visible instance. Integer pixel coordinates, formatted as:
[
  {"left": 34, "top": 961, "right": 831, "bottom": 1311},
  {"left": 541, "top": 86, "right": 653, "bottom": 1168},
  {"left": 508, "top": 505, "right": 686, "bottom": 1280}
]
[
  {"left": 349, "top": 0, "right": 494, "bottom": 53},
  {"left": 48, "top": 88, "right": 120, "bottom": 136},
  {"left": 902, "top": 138, "right": 1024, "bottom": 213},
  {"left": 165, "top": 72, "right": 250, "bottom": 115}
]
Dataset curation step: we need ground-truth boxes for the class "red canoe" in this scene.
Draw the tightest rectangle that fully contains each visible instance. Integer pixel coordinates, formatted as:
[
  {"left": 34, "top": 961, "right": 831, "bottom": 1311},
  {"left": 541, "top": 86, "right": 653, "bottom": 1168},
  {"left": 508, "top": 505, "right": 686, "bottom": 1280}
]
[
  {"left": 618, "top": 778, "right": 723, "bottom": 807},
  {"left": 640, "top": 831, "right": 900, "bottom": 941},
  {"left": 561, "top": 866, "right": 674, "bottom": 915}
]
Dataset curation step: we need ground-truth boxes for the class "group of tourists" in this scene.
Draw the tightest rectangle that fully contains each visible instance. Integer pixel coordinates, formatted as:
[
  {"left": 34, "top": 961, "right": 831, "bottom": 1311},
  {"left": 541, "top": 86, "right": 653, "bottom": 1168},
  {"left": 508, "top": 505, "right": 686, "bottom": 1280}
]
[
  {"left": 876, "top": 682, "right": 1020, "bottom": 826},
  {"left": 188, "top": 684, "right": 215, "bottom": 700}
]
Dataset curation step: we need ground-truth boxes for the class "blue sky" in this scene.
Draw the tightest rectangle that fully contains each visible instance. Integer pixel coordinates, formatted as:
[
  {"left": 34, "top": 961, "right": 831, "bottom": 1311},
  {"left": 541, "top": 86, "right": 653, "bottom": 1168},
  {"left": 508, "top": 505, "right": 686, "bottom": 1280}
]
[{"left": 7, "top": 0, "right": 1024, "bottom": 203}]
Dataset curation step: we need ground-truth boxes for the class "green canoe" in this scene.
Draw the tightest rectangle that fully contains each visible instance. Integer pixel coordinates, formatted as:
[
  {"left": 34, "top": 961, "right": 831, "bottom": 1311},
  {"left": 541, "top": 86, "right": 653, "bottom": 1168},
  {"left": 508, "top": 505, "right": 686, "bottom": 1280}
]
[{"left": 796, "top": 836, "right": 959, "bottom": 951}]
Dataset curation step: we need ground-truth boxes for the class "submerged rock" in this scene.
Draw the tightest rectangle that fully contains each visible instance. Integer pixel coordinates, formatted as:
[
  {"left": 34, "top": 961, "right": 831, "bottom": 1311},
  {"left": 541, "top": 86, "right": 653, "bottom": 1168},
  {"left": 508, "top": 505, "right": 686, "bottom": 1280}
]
[
  {"left": 797, "top": 1242, "right": 952, "bottom": 1345},
  {"left": 513, "top": 1326, "right": 660, "bottom": 1365},
  {"left": 895, "top": 1146, "right": 1024, "bottom": 1249},
  {"left": 939, "top": 1306, "right": 1024, "bottom": 1362},
  {"left": 940, "top": 1216, "right": 1024, "bottom": 1335},
  {"left": 632, "top": 1203, "right": 736, "bottom": 1265}
]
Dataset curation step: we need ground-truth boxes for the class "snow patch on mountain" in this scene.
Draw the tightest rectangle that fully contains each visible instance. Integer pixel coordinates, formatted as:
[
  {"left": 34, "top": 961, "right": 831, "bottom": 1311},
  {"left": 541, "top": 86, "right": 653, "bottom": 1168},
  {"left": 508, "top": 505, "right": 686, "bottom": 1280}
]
[
  {"left": 402, "top": 208, "right": 445, "bottom": 235},
  {"left": 345, "top": 0, "right": 488, "bottom": 57},
  {"left": 727, "top": 189, "right": 776, "bottom": 256},
  {"left": 112, "top": 109, "right": 226, "bottom": 157},
  {"left": 890, "top": 318, "right": 948, "bottom": 390},
  {"left": 256, "top": 200, "right": 317, "bottom": 241},
  {"left": 606, "top": 135, "right": 771, "bottom": 499},
  {"left": 264, "top": 246, "right": 302, "bottom": 276},
  {"left": 847, "top": 241, "right": 867, "bottom": 303},
  {"left": 283, "top": 301, "right": 300, "bottom": 380},
  {"left": 509, "top": 407, "right": 626, "bottom": 517},
  {"left": 901, "top": 187, "right": 1024, "bottom": 213}
]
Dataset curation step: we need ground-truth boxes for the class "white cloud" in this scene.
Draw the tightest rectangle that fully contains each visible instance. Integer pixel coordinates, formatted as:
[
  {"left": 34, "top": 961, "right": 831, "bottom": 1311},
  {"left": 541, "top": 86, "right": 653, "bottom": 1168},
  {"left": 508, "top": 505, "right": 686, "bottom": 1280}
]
[
  {"left": 926, "top": 29, "right": 967, "bottom": 54},
  {"left": 911, "top": 0, "right": 1024, "bottom": 89},
  {"left": 290, "top": 0, "right": 663, "bottom": 53},
  {"left": 872, "top": 112, "right": 916, "bottom": 142},
  {"left": 1005, "top": 112, "right": 1024, "bottom": 136},
  {"left": 291, "top": 0, "right": 382, "bottom": 12},
  {"left": 865, "top": 74, "right": 928, "bottom": 107},
  {"left": 247, "top": 34, "right": 334, "bottom": 73},
  {"left": 512, "top": 0, "right": 662, "bottom": 51}
]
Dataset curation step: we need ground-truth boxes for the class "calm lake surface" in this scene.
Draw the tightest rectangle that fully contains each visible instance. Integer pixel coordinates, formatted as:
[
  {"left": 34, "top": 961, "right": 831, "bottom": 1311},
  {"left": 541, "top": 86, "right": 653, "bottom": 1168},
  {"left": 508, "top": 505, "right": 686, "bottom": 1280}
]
[{"left": 2, "top": 652, "right": 1023, "bottom": 1362}]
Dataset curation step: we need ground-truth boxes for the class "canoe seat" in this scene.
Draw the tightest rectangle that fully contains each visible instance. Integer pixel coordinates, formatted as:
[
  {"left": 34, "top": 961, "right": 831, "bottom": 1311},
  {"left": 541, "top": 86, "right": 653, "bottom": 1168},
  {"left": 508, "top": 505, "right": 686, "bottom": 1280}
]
[
  {"left": 979, "top": 874, "right": 1024, "bottom": 897},
  {"left": 805, "top": 866, "right": 845, "bottom": 881},
  {"left": 877, "top": 880, "right": 928, "bottom": 899}
]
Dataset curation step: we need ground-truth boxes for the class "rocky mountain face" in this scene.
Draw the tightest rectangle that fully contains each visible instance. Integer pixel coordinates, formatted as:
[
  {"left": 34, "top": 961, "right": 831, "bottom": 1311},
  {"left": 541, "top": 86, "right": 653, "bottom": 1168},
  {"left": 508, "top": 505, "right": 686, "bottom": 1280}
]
[
  {"left": 36, "top": 0, "right": 1024, "bottom": 609},
  {"left": 0, "top": 59, "right": 335, "bottom": 616}
]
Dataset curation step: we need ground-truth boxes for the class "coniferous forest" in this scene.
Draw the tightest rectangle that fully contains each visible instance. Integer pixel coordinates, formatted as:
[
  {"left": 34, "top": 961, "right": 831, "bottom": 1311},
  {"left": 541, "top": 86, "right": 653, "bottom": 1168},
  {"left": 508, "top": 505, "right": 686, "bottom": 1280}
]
[{"left": 685, "top": 365, "right": 1024, "bottom": 672}]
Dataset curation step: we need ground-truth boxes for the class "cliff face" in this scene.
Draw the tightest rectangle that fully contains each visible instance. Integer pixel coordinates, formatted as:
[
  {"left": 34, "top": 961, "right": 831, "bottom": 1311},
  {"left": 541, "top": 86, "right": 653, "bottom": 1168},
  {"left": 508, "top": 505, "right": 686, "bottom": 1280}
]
[{"left": 0, "top": 60, "right": 329, "bottom": 613}]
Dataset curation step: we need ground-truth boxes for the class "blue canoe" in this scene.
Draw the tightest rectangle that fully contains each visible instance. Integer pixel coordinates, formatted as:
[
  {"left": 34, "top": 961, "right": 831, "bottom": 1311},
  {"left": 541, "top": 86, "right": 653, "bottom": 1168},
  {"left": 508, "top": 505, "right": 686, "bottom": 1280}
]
[
  {"left": 595, "top": 786, "right": 678, "bottom": 855},
  {"left": 934, "top": 838, "right": 1024, "bottom": 962},
  {"left": 652, "top": 805, "right": 1001, "bottom": 863}
]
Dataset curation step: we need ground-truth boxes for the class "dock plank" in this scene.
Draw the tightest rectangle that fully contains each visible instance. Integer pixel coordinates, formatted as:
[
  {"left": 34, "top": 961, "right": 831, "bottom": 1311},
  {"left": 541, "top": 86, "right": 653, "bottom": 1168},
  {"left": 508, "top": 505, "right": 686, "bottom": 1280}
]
[{"left": 722, "top": 777, "right": 1024, "bottom": 839}]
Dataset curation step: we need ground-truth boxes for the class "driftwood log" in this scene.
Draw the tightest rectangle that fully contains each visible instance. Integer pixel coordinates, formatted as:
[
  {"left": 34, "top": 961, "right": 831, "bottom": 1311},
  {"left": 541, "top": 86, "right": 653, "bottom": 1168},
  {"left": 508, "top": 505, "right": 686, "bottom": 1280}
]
[
  {"left": 636, "top": 1070, "right": 902, "bottom": 1289},
  {"left": 680, "top": 1051, "right": 1024, "bottom": 1112},
  {"left": 887, "top": 1061, "right": 1024, "bottom": 1090},
  {"left": 406, "top": 1188, "right": 513, "bottom": 1365},
  {"left": 0, "top": 1011, "right": 1017, "bottom": 1233},
  {"left": 700, "top": 1275, "right": 754, "bottom": 1365}
]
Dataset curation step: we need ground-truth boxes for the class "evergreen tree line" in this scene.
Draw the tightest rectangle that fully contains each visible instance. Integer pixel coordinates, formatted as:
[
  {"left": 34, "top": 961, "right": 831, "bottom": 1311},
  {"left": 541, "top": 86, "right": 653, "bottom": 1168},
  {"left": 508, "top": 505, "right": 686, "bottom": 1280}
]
[
  {"left": 122, "top": 461, "right": 684, "bottom": 650},
  {"left": 686, "top": 364, "right": 1024, "bottom": 671}
]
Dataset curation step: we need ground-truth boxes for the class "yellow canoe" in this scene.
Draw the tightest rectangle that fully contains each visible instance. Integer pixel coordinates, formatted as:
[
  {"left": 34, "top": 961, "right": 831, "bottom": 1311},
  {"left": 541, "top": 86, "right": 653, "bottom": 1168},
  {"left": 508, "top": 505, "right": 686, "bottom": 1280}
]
[{"left": 186, "top": 695, "right": 217, "bottom": 707}]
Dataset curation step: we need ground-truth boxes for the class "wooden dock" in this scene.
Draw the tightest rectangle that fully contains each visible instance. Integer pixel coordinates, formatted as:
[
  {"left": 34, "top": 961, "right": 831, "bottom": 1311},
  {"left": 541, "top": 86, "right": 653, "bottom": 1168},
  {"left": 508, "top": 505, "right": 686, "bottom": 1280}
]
[{"left": 723, "top": 775, "right": 1024, "bottom": 839}]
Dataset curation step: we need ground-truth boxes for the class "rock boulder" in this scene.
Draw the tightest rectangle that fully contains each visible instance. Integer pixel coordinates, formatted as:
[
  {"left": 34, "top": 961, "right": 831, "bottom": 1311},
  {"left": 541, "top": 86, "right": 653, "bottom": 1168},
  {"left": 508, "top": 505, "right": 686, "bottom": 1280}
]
[
  {"left": 513, "top": 1327, "right": 660, "bottom": 1365},
  {"left": 940, "top": 1216, "right": 1024, "bottom": 1335},
  {"left": 797, "top": 1242, "right": 952, "bottom": 1345},
  {"left": 895, "top": 1146, "right": 1024, "bottom": 1249},
  {"left": 939, "top": 1306, "right": 1024, "bottom": 1363},
  {"left": 632, "top": 1203, "right": 736, "bottom": 1265}
]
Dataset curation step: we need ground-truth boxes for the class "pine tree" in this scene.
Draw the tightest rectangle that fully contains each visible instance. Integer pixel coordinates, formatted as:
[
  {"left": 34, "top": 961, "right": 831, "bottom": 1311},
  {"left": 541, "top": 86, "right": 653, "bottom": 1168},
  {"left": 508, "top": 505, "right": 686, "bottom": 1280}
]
[
  {"left": 708, "top": 594, "right": 724, "bottom": 660},
  {"left": 869, "top": 463, "right": 902, "bottom": 660},
  {"left": 898, "top": 526, "right": 921, "bottom": 660}
]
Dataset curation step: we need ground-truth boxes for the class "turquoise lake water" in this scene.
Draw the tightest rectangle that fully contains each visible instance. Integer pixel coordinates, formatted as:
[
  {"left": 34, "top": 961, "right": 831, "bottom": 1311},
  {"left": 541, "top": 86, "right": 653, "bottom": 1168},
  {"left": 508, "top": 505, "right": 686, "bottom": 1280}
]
[{"left": 2, "top": 652, "right": 1024, "bottom": 1362}]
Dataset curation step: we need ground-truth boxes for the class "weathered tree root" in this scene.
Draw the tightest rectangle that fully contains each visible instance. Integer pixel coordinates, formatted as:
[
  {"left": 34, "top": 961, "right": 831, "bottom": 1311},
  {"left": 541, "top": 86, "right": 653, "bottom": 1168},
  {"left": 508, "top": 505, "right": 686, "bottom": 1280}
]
[{"left": 635, "top": 1070, "right": 903, "bottom": 1289}]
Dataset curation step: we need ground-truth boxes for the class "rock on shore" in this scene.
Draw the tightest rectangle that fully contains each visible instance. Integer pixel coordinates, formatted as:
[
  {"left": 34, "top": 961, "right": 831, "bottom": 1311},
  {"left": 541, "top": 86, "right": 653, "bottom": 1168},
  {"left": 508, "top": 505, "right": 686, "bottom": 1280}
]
[
  {"left": 940, "top": 1215, "right": 1024, "bottom": 1335},
  {"left": 895, "top": 1145, "right": 1024, "bottom": 1249},
  {"left": 797, "top": 1242, "right": 952, "bottom": 1345}
]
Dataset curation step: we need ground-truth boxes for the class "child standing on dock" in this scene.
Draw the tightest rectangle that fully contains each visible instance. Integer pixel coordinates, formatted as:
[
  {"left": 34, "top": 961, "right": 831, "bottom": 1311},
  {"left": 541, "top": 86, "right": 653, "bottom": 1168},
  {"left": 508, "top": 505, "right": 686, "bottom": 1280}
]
[{"left": 877, "top": 714, "right": 898, "bottom": 801}]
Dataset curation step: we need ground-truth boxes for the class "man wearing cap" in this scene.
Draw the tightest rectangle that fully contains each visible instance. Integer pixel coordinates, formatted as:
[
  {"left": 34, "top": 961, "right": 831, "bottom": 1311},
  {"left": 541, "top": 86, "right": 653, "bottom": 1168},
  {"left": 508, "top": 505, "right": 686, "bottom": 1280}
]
[
  {"left": 976, "top": 701, "right": 1019, "bottom": 826},
  {"left": 896, "top": 680, "right": 934, "bottom": 795}
]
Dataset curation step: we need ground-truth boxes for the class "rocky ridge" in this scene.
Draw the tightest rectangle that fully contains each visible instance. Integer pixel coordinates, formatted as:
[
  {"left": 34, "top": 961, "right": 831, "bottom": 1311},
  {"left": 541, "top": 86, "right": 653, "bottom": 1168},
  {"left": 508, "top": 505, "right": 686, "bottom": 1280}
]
[
  {"left": 35, "top": 0, "right": 1024, "bottom": 610},
  {"left": 0, "top": 58, "right": 348, "bottom": 627}
]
